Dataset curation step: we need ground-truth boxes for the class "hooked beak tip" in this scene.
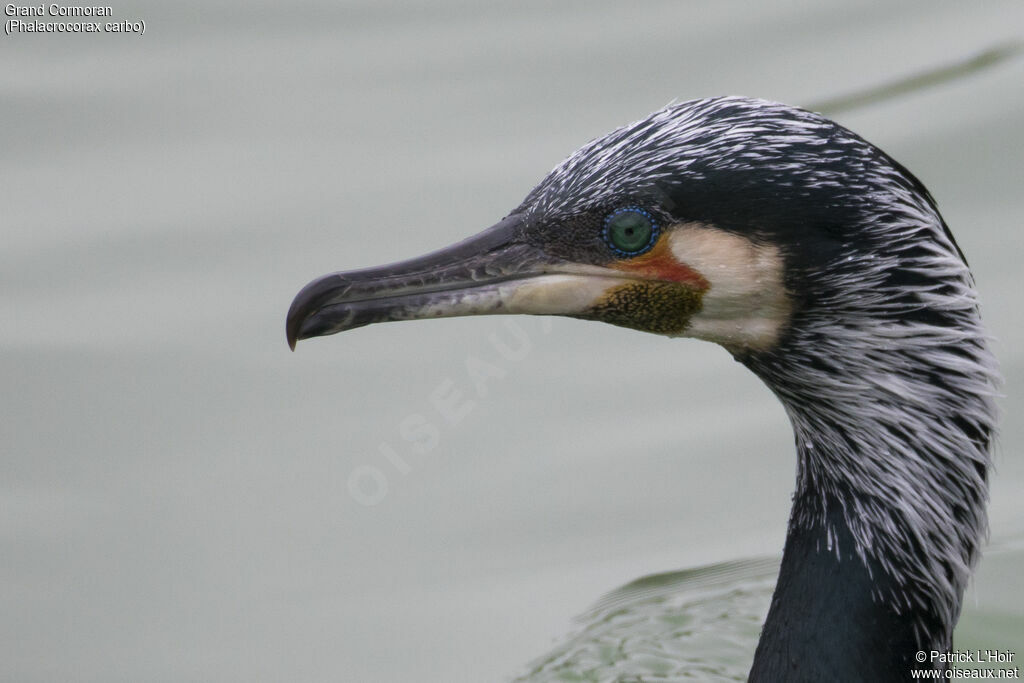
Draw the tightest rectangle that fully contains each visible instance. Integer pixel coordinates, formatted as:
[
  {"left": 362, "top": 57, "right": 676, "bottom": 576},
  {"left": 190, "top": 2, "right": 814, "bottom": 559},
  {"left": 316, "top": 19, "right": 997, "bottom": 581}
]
[{"left": 285, "top": 295, "right": 308, "bottom": 351}]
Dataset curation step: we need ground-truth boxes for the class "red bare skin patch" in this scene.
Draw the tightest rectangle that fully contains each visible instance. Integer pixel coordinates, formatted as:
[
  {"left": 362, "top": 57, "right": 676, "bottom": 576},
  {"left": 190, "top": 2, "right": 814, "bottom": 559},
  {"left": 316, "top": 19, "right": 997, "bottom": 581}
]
[{"left": 610, "top": 237, "right": 710, "bottom": 291}]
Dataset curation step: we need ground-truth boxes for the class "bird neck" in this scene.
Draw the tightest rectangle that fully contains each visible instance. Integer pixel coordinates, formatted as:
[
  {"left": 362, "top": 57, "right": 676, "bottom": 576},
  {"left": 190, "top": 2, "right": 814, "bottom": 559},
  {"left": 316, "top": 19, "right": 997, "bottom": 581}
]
[
  {"left": 741, "top": 311, "right": 996, "bottom": 679},
  {"left": 749, "top": 487, "right": 942, "bottom": 681}
]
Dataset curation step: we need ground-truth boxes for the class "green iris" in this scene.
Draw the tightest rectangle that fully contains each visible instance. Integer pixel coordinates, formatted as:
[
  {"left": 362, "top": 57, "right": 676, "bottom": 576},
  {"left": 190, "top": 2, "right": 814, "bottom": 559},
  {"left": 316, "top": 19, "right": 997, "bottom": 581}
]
[{"left": 604, "top": 207, "right": 658, "bottom": 256}]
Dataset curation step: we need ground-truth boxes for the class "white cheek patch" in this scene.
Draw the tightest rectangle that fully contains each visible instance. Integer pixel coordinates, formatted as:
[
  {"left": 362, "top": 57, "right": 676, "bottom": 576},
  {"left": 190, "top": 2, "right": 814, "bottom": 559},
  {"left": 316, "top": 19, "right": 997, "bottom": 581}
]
[{"left": 666, "top": 223, "right": 792, "bottom": 352}]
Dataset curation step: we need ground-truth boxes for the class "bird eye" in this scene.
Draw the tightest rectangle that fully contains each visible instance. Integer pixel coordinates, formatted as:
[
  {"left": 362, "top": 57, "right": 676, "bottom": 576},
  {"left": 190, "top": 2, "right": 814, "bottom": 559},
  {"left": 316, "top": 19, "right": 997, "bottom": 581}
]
[{"left": 603, "top": 207, "right": 658, "bottom": 256}]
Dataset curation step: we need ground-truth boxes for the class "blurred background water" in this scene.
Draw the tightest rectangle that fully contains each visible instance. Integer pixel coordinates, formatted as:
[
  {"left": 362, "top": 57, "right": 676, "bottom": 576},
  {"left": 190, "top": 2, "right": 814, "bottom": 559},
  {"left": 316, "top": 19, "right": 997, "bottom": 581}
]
[{"left": 3, "top": 1, "right": 1023, "bottom": 680}]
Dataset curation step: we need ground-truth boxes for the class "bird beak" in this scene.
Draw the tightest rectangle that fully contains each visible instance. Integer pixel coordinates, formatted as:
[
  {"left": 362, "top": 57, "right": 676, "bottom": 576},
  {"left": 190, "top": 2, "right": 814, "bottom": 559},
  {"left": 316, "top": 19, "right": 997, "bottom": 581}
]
[{"left": 286, "top": 214, "right": 624, "bottom": 349}]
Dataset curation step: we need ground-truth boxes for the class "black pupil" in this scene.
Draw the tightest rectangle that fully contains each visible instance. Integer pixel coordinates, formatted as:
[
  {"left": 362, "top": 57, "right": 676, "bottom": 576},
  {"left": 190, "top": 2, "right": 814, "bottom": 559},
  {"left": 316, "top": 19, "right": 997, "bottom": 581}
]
[{"left": 609, "top": 211, "right": 653, "bottom": 253}]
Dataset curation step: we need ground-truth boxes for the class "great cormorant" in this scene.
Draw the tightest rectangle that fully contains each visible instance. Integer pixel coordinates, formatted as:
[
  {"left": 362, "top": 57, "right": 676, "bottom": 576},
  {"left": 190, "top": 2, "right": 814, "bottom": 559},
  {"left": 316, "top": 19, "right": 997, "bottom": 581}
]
[{"left": 285, "top": 97, "right": 999, "bottom": 681}]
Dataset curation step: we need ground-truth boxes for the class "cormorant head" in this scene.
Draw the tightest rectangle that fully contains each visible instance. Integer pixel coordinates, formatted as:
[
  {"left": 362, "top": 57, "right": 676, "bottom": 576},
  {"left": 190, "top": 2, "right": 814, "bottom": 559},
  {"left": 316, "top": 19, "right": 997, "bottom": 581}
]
[
  {"left": 287, "top": 96, "right": 965, "bottom": 363},
  {"left": 287, "top": 96, "right": 1000, "bottom": 655}
]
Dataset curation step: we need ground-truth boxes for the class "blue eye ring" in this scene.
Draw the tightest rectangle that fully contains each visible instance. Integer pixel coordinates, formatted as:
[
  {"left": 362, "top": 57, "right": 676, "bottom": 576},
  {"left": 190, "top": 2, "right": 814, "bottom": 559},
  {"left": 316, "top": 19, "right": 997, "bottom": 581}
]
[{"left": 602, "top": 206, "right": 660, "bottom": 257}]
